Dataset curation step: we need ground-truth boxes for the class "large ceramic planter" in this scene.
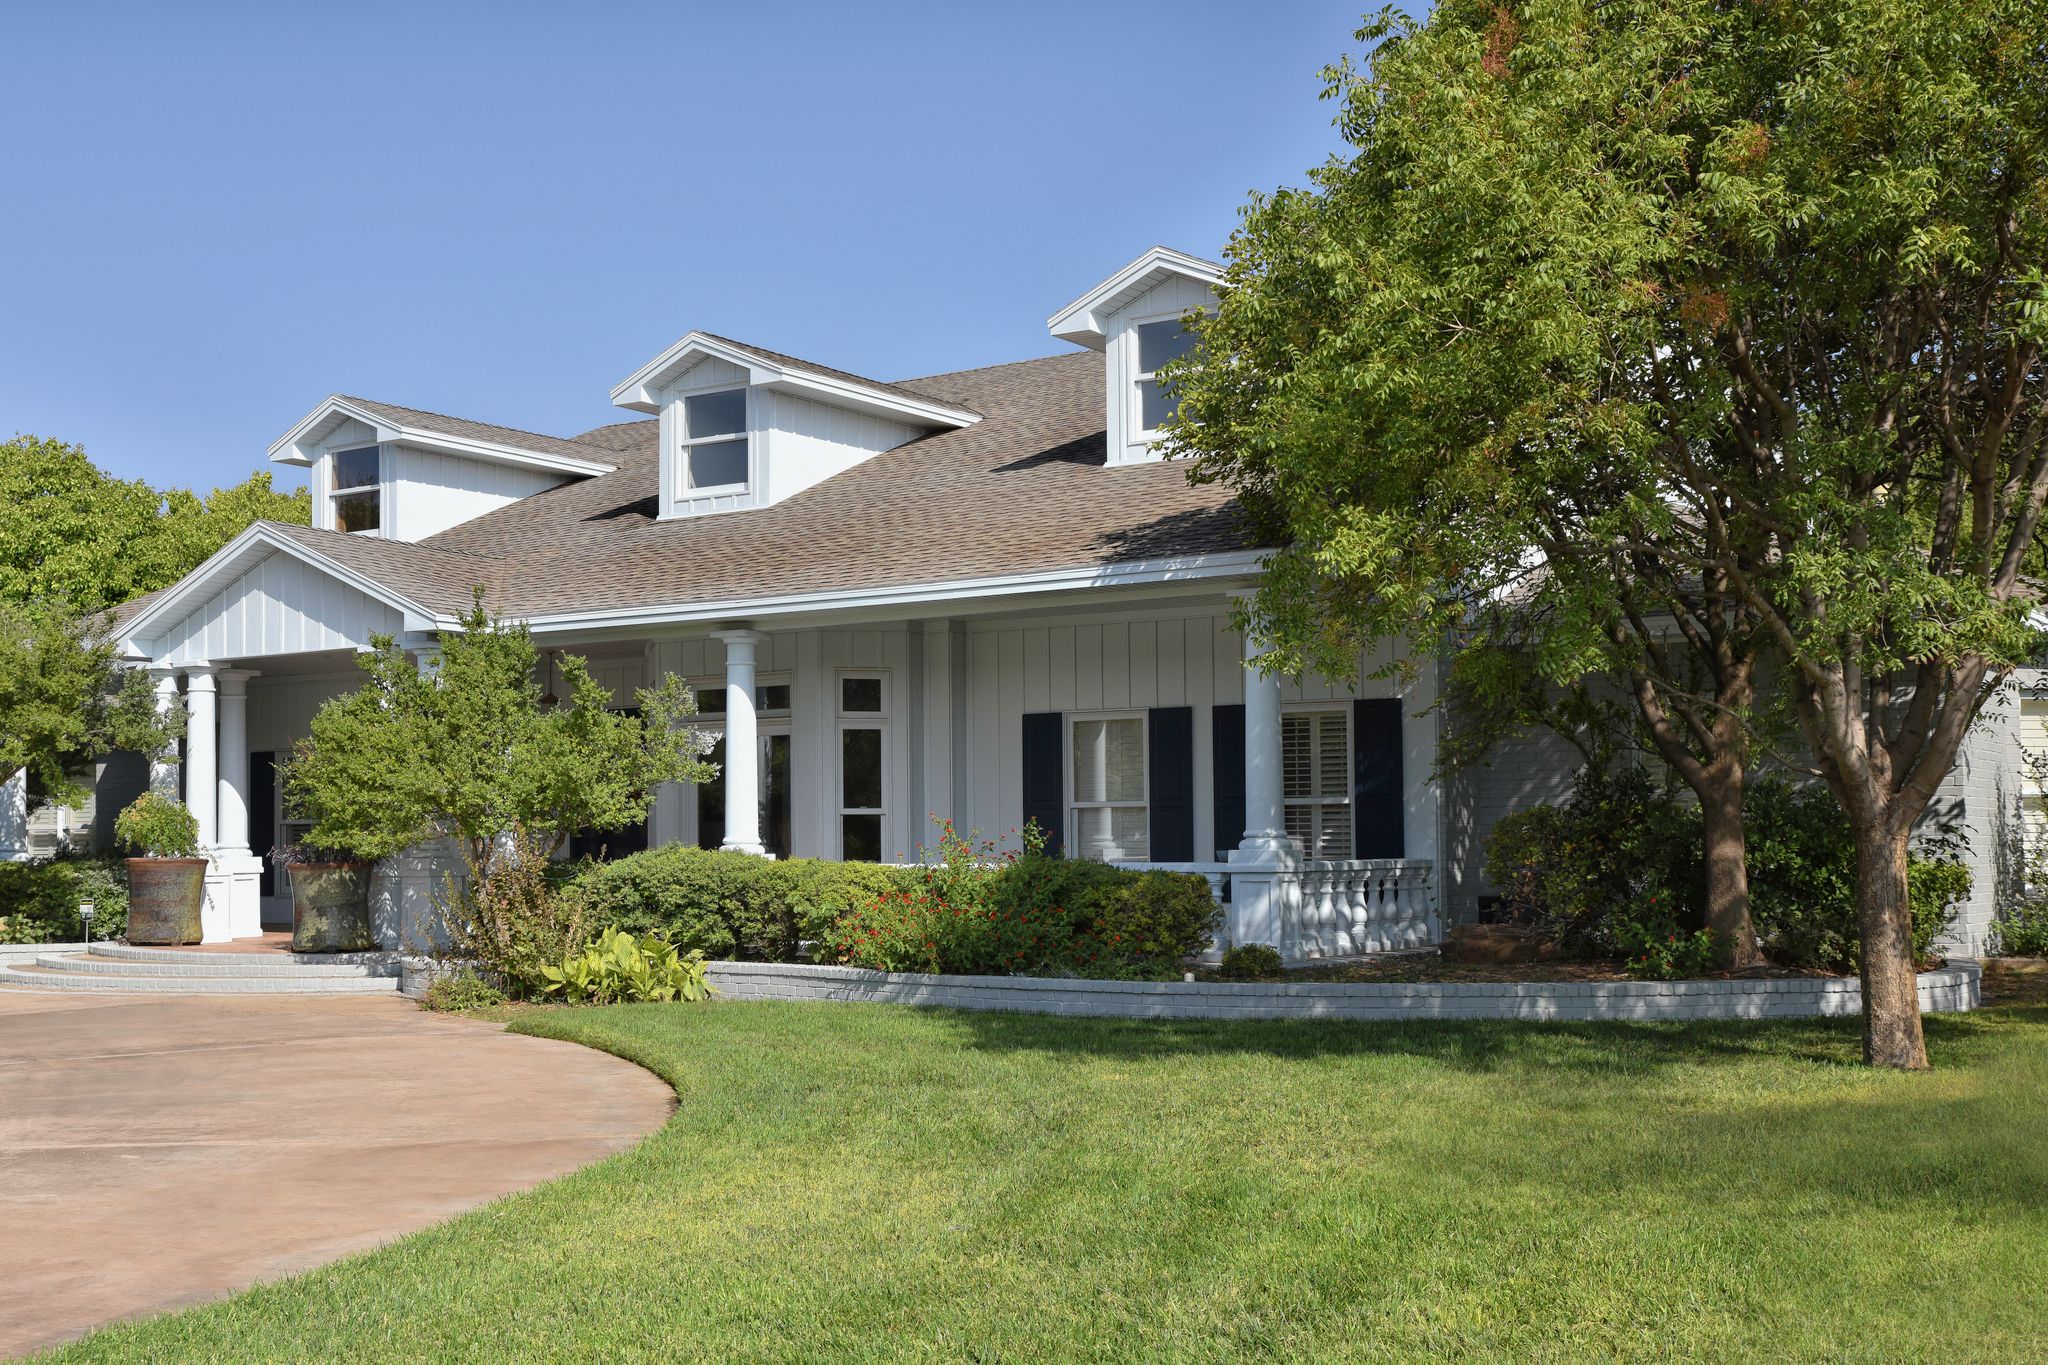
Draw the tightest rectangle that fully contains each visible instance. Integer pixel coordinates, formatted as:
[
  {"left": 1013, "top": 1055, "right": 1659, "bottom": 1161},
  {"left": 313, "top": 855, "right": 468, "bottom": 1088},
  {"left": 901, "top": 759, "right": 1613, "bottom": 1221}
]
[
  {"left": 126, "top": 857, "right": 207, "bottom": 945},
  {"left": 287, "top": 863, "right": 375, "bottom": 953}
]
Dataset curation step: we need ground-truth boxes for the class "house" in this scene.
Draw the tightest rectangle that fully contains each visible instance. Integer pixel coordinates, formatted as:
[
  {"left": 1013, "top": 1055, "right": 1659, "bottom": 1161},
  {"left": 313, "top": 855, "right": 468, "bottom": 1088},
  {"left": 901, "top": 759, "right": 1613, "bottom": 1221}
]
[{"left": 40, "top": 247, "right": 2019, "bottom": 959}]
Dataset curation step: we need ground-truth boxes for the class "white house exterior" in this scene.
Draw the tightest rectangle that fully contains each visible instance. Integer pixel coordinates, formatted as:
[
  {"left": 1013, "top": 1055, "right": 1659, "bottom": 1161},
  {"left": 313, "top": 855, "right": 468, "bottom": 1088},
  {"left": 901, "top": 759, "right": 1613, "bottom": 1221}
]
[{"left": 56, "top": 246, "right": 2015, "bottom": 960}]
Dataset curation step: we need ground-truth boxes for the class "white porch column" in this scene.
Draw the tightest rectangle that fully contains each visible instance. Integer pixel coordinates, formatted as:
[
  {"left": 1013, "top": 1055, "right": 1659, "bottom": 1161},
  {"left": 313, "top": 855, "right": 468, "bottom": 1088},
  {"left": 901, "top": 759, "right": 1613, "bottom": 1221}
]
[
  {"left": 213, "top": 669, "right": 264, "bottom": 939},
  {"left": 0, "top": 769, "right": 28, "bottom": 863},
  {"left": 712, "top": 628, "right": 768, "bottom": 856},
  {"left": 183, "top": 668, "right": 219, "bottom": 850},
  {"left": 1226, "top": 628, "right": 1299, "bottom": 953},
  {"left": 149, "top": 668, "right": 182, "bottom": 798}
]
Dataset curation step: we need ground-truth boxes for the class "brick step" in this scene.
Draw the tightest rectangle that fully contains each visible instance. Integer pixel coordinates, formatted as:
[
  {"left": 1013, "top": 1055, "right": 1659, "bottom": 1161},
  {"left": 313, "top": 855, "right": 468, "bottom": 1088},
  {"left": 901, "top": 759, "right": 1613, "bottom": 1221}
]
[
  {"left": 0, "top": 964, "right": 401, "bottom": 995},
  {"left": 35, "top": 953, "right": 396, "bottom": 979}
]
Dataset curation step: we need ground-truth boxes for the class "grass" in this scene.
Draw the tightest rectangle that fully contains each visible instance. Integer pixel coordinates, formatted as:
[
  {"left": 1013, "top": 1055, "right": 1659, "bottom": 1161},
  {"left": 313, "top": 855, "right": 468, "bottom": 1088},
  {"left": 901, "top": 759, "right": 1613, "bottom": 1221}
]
[{"left": 45, "top": 998, "right": 2048, "bottom": 1363}]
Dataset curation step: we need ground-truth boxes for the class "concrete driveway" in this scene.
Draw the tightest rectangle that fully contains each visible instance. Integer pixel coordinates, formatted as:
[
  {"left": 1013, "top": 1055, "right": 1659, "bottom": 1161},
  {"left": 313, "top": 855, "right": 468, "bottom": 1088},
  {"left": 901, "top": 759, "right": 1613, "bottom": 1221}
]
[{"left": 0, "top": 992, "right": 674, "bottom": 1358}]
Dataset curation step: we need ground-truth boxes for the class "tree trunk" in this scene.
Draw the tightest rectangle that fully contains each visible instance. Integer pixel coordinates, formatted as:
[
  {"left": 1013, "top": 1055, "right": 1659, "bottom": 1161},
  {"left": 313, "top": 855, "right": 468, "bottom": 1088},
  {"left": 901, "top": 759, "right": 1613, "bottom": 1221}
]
[
  {"left": 1697, "top": 760, "right": 1763, "bottom": 970},
  {"left": 1855, "top": 821, "right": 1928, "bottom": 1070}
]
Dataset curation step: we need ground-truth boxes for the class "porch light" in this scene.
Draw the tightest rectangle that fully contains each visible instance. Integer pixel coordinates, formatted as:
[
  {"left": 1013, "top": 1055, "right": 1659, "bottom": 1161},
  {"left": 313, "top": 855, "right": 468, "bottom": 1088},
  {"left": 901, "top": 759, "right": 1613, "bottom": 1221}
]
[
  {"left": 540, "top": 650, "right": 560, "bottom": 710},
  {"left": 78, "top": 900, "right": 94, "bottom": 945}
]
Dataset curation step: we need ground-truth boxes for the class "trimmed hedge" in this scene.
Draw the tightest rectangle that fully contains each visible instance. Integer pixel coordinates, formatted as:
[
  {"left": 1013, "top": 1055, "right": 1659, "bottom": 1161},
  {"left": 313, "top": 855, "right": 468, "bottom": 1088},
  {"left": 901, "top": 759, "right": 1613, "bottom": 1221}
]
[
  {"left": 0, "top": 855, "right": 129, "bottom": 944},
  {"left": 564, "top": 845, "right": 912, "bottom": 961}
]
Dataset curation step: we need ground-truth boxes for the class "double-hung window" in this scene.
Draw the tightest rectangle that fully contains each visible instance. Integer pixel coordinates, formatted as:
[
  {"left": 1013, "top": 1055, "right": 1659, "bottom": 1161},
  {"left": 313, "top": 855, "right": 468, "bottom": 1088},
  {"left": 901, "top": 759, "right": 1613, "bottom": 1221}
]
[
  {"left": 329, "top": 446, "right": 381, "bottom": 533},
  {"left": 1282, "top": 709, "right": 1352, "bottom": 858},
  {"left": 1069, "top": 714, "right": 1147, "bottom": 860},
  {"left": 838, "top": 675, "right": 886, "bottom": 861},
  {"left": 678, "top": 388, "right": 749, "bottom": 494},
  {"left": 1133, "top": 317, "right": 1199, "bottom": 437}
]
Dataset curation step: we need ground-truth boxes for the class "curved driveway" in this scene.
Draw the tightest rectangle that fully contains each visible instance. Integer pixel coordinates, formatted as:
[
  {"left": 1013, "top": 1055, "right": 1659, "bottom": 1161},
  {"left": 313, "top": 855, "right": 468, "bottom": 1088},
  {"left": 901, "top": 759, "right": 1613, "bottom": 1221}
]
[{"left": 0, "top": 992, "right": 673, "bottom": 1358}]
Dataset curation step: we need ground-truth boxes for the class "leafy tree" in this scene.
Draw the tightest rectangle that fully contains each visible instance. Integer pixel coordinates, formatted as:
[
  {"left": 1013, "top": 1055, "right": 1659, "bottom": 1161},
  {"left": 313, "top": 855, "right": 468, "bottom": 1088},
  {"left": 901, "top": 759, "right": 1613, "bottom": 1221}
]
[
  {"left": 283, "top": 601, "right": 718, "bottom": 873},
  {"left": 0, "top": 602, "right": 179, "bottom": 808},
  {"left": 0, "top": 434, "right": 309, "bottom": 616},
  {"left": 1169, "top": 0, "right": 2047, "bottom": 1066}
]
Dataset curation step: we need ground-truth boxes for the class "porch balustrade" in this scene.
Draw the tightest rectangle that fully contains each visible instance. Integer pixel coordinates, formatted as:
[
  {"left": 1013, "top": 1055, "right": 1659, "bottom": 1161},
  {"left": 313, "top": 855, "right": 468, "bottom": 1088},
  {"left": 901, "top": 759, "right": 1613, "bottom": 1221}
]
[{"left": 1284, "top": 859, "right": 1437, "bottom": 960}]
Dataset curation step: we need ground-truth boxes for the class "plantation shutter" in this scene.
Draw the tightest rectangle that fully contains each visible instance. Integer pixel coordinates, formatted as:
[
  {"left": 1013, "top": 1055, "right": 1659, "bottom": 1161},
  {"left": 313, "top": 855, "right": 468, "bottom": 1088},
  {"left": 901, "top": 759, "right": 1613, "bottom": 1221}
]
[
  {"left": 251, "top": 752, "right": 276, "bottom": 899},
  {"left": 1282, "top": 712, "right": 1353, "bottom": 858},
  {"left": 1021, "top": 711, "right": 1065, "bottom": 855},
  {"left": 1212, "top": 704, "right": 1245, "bottom": 858},
  {"left": 1147, "top": 706, "right": 1194, "bottom": 863},
  {"left": 1353, "top": 698, "right": 1404, "bottom": 859}
]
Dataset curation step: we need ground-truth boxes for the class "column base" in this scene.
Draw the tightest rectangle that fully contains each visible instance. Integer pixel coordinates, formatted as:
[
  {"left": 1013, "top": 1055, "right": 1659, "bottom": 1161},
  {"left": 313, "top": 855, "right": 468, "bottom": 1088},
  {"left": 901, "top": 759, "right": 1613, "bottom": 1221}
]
[
  {"left": 719, "top": 841, "right": 773, "bottom": 859},
  {"left": 203, "top": 856, "right": 264, "bottom": 942},
  {"left": 1226, "top": 838, "right": 1300, "bottom": 954}
]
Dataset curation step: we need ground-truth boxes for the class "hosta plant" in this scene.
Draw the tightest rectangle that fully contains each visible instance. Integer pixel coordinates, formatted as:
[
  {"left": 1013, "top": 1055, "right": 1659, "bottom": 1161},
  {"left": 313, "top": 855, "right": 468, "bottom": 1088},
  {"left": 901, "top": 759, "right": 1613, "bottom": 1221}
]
[{"left": 540, "top": 926, "right": 715, "bottom": 1005}]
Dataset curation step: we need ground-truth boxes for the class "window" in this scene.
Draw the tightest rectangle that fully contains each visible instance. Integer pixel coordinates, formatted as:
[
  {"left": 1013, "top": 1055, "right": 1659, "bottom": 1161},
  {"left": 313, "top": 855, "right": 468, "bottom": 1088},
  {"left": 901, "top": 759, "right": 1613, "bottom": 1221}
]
[
  {"left": 330, "top": 445, "right": 381, "bottom": 533},
  {"left": 697, "top": 683, "right": 789, "bottom": 716},
  {"left": 838, "top": 674, "right": 886, "bottom": 860},
  {"left": 1133, "top": 318, "right": 1198, "bottom": 435},
  {"left": 1283, "top": 710, "right": 1352, "bottom": 858},
  {"left": 1070, "top": 715, "right": 1147, "bottom": 860},
  {"left": 693, "top": 679, "right": 791, "bottom": 856},
  {"left": 678, "top": 388, "right": 749, "bottom": 493}
]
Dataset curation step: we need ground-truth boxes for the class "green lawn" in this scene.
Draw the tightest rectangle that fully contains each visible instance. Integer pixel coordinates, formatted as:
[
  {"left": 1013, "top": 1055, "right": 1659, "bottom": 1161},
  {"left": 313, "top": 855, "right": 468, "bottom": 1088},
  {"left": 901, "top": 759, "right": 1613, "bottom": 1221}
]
[{"left": 47, "top": 999, "right": 2048, "bottom": 1363}]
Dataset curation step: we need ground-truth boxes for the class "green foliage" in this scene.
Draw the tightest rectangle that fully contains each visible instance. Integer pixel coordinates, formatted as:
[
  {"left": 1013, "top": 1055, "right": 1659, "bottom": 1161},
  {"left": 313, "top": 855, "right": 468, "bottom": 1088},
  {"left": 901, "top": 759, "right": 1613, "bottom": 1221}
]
[
  {"left": 1218, "top": 943, "right": 1285, "bottom": 981},
  {"left": 285, "top": 598, "right": 715, "bottom": 882},
  {"left": 821, "top": 820, "right": 1220, "bottom": 979},
  {"left": 565, "top": 843, "right": 909, "bottom": 961},
  {"left": 540, "top": 926, "right": 714, "bottom": 1005},
  {"left": 114, "top": 792, "right": 201, "bottom": 858},
  {"left": 0, "top": 434, "right": 308, "bottom": 617},
  {"left": 418, "top": 971, "right": 507, "bottom": 1013},
  {"left": 1611, "top": 899, "right": 1721, "bottom": 981},
  {"left": 1992, "top": 904, "right": 2048, "bottom": 957},
  {"left": 0, "top": 601, "right": 179, "bottom": 809},
  {"left": 433, "top": 827, "right": 589, "bottom": 997},
  {"left": 0, "top": 855, "right": 128, "bottom": 944}
]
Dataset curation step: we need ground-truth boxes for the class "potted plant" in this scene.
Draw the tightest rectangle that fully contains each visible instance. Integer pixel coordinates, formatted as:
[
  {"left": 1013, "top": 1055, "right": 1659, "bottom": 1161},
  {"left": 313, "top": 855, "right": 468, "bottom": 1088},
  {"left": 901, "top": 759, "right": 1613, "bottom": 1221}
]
[
  {"left": 271, "top": 839, "right": 376, "bottom": 953},
  {"left": 115, "top": 793, "right": 205, "bottom": 945}
]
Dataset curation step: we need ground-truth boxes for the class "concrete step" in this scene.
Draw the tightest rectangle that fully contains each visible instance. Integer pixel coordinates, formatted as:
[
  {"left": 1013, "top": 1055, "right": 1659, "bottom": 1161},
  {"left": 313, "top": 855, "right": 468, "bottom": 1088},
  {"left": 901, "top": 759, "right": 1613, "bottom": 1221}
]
[
  {"left": 89, "top": 942, "right": 400, "bottom": 969},
  {"left": 40, "top": 951, "right": 396, "bottom": 979},
  {"left": 0, "top": 963, "right": 401, "bottom": 995}
]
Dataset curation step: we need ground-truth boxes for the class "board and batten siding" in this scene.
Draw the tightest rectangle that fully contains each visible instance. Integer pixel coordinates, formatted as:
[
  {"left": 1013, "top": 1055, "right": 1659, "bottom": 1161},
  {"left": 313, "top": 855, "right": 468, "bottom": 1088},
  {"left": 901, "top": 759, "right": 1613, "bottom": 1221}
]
[
  {"left": 153, "top": 552, "right": 403, "bottom": 665},
  {"left": 1103, "top": 273, "right": 1219, "bottom": 466},
  {"left": 388, "top": 443, "right": 563, "bottom": 542}
]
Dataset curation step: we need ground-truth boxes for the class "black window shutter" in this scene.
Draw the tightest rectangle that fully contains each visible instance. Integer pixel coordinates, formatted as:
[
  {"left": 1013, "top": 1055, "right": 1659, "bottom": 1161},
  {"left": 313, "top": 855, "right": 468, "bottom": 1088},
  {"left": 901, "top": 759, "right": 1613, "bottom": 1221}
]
[
  {"left": 250, "top": 752, "right": 276, "bottom": 898},
  {"left": 1021, "top": 711, "right": 1064, "bottom": 856},
  {"left": 1353, "top": 699, "right": 1404, "bottom": 859},
  {"left": 1147, "top": 706, "right": 1194, "bottom": 862},
  {"left": 1212, "top": 703, "right": 1246, "bottom": 859}
]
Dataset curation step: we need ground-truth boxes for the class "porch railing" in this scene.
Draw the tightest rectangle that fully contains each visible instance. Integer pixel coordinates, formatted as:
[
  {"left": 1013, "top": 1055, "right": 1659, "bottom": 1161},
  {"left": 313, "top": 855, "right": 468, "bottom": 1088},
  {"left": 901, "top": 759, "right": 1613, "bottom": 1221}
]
[{"left": 1284, "top": 859, "right": 1437, "bottom": 960}]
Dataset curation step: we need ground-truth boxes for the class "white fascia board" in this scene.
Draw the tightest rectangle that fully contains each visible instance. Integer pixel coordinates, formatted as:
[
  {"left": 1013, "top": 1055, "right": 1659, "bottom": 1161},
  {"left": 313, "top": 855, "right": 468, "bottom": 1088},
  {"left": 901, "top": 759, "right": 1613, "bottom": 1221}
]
[
  {"left": 265, "top": 397, "right": 614, "bottom": 478},
  {"left": 1046, "top": 246, "right": 1225, "bottom": 350},
  {"left": 119, "top": 523, "right": 444, "bottom": 657},
  {"left": 609, "top": 332, "right": 979, "bottom": 429},
  {"left": 515, "top": 548, "right": 1269, "bottom": 637}
]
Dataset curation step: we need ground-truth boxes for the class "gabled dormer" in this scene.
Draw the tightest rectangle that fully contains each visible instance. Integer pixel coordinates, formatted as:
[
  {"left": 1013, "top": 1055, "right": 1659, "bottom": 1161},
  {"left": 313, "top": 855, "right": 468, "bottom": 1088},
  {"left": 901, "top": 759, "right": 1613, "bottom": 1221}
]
[
  {"left": 609, "top": 333, "right": 980, "bottom": 520},
  {"left": 1047, "top": 246, "right": 1223, "bottom": 466},
  {"left": 270, "top": 395, "right": 616, "bottom": 542}
]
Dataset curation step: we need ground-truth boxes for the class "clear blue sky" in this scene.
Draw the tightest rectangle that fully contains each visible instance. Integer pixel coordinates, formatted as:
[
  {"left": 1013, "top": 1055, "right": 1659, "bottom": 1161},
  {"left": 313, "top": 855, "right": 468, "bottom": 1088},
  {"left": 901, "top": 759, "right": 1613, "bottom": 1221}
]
[{"left": 1, "top": 1, "right": 1373, "bottom": 493}]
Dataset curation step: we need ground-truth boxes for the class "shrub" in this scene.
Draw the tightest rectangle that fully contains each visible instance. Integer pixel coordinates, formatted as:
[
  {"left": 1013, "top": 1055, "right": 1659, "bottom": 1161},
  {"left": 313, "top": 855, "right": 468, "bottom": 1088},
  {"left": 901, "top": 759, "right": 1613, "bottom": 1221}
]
[
  {"left": 1610, "top": 890, "right": 1720, "bottom": 980},
  {"left": 565, "top": 844, "right": 910, "bottom": 961},
  {"left": 540, "top": 927, "right": 714, "bottom": 1004},
  {"left": 419, "top": 971, "right": 506, "bottom": 1013},
  {"left": 1992, "top": 903, "right": 2048, "bottom": 957},
  {"left": 1219, "top": 944, "right": 1284, "bottom": 980},
  {"left": 431, "top": 827, "right": 589, "bottom": 997},
  {"left": 0, "top": 855, "right": 129, "bottom": 944},
  {"left": 113, "top": 793, "right": 200, "bottom": 858}
]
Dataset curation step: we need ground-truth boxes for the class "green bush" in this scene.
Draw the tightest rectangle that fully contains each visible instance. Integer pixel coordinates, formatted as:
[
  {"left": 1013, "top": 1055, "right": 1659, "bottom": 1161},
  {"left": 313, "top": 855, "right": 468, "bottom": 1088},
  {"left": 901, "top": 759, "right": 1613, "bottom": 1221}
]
[
  {"left": 565, "top": 844, "right": 911, "bottom": 961},
  {"left": 113, "top": 792, "right": 200, "bottom": 857},
  {"left": 1218, "top": 944, "right": 1285, "bottom": 981},
  {"left": 419, "top": 970, "right": 506, "bottom": 1013},
  {"left": 1992, "top": 903, "right": 2048, "bottom": 957},
  {"left": 540, "top": 926, "right": 714, "bottom": 1004},
  {"left": 0, "top": 855, "right": 129, "bottom": 944}
]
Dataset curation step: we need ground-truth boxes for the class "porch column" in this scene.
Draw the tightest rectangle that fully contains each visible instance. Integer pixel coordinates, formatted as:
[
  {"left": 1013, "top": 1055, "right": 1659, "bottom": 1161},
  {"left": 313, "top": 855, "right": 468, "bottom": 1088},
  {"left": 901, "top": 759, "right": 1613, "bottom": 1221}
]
[
  {"left": 183, "top": 668, "right": 219, "bottom": 851},
  {"left": 0, "top": 768, "right": 27, "bottom": 863},
  {"left": 1226, "top": 628, "right": 1299, "bottom": 953},
  {"left": 712, "top": 628, "right": 767, "bottom": 856},
  {"left": 213, "top": 669, "right": 265, "bottom": 939},
  {"left": 149, "top": 668, "right": 182, "bottom": 798}
]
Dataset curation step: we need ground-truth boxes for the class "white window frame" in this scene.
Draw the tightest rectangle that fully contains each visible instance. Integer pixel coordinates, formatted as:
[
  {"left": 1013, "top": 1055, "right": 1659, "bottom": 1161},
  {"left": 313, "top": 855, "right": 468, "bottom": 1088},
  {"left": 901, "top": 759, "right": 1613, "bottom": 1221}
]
[
  {"left": 674, "top": 385, "right": 751, "bottom": 497},
  {"left": 1126, "top": 309, "right": 1205, "bottom": 444},
  {"left": 683, "top": 673, "right": 790, "bottom": 849},
  {"left": 1065, "top": 710, "right": 1150, "bottom": 861},
  {"left": 1281, "top": 703, "right": 1353, "bottom": 859},
  {"left": 326, "top": 444, "right": 384, "bottom": 536},
  {"left": 836, "top": 671, "right": 888, "bottom": 861}
]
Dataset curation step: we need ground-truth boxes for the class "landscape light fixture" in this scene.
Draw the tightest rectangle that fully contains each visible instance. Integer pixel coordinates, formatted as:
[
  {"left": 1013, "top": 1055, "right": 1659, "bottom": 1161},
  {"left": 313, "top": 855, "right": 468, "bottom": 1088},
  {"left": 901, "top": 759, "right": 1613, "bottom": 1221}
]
[{"left": 78, "top": 900, "right": 95, "bottom": 946}]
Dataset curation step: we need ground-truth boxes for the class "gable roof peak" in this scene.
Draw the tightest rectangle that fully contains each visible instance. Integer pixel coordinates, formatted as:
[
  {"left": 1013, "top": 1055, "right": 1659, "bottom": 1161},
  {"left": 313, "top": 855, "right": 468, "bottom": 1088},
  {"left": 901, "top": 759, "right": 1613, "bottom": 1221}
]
[
  {"left": 608, "top": 331, "right": 981, "bottom": 429},
  {"left": 1047, "top": 246, "right": 1223, "bottom": 351}
]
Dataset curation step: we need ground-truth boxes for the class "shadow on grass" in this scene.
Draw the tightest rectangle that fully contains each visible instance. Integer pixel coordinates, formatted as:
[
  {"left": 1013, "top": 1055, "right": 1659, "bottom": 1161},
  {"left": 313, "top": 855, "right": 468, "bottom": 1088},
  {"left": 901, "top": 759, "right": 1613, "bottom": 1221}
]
[{"left": 929, "top": 998, "right": 2048, "bottom": 1078}]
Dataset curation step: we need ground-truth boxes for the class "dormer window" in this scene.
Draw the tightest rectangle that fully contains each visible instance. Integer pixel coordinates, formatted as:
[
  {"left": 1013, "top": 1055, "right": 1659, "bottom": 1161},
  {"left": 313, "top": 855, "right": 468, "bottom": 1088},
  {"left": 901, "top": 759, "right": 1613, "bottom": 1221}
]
[
  {"left": 679, "top": 388, "right": 749, "bottom": 493},
  {"left": 330, "top": 446, "right": 382, "bottom": 533},
  {"left": 1133, "top": 317, "right": 1199, "bottom": 438}
]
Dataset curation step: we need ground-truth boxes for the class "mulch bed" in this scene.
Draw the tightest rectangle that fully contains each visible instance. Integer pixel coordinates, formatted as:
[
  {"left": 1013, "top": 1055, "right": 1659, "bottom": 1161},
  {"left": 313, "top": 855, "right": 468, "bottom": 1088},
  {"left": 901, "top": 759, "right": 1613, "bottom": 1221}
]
[
  {"left": 1199, "top": 954, "right": 1923, "bottom": 986},
  {"left": 1982, "top": 957, "right": 2048, "bottom": 1007}
]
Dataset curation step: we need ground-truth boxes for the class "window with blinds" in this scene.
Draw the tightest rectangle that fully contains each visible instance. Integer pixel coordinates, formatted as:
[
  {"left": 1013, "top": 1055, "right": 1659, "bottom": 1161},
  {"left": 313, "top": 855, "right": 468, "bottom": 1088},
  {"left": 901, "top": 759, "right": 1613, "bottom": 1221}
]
[
  {"left": 1283, "top": 710, "right": 1352, "bottom": 858},
  {"left": 1070, "top": 715, "right": 1148, "bottom": 860}
]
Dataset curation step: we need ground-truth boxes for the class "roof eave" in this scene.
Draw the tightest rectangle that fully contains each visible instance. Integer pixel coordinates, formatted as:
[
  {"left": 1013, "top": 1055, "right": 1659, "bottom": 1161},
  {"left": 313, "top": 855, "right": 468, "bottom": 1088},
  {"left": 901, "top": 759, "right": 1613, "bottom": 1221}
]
[
  {"left": 608, "top": 332, "right": 979, "bottom": 429},
  {"left": 266, "top": 396, "right": 616, "bottom": 477},
  {"left": 1045, "top": 246, "right": 1224, "bottom": 350}
]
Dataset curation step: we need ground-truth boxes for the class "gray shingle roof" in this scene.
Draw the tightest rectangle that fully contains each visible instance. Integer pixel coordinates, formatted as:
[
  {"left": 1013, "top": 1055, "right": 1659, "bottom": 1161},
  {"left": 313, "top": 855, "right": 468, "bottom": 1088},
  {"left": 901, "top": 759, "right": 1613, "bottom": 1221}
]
[
  {"left": 336, "top": 395, "right": 620, "bottom": 467},
  {"left": 690, "top": 335, "right": 978, "bottom": 415}
]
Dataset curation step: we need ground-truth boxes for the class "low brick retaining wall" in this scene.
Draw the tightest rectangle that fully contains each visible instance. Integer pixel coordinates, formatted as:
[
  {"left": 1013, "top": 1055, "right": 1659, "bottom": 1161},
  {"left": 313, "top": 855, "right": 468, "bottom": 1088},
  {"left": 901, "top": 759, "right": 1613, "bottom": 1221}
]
[{"left": 707, "top": 959, "right": 1982, "bottom": 1022}]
